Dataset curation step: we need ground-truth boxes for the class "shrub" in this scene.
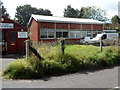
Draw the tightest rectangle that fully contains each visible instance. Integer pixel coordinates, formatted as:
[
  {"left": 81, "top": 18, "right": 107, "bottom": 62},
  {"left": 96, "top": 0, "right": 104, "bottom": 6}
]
[
  {"left": 58, "top": 54, "right": 82, "bottom": 73},
  {"left": 2, "top": 45, "right": 120, "bottom": 79},
  {"left": 42, "top": 60, "right": 63, "bottom": 76},
  {"left": 3, "top": 59, "right": 35, "bottom": 79}
]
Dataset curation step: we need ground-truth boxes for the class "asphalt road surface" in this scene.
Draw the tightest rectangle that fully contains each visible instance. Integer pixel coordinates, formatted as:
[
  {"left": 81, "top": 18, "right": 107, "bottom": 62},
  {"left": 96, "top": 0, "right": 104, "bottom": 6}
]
[{"left": 0, "top": 55, "right": 120, "bottom": 89}]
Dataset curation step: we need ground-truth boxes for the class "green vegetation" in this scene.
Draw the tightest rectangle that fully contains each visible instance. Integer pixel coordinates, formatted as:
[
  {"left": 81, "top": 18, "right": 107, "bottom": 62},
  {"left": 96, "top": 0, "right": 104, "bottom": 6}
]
[
  {"left": 2, "top": 44, "right": 120, "bottom": 79},
  {"left": 64, "top": 5, "right": 108, "bottom": 21}
]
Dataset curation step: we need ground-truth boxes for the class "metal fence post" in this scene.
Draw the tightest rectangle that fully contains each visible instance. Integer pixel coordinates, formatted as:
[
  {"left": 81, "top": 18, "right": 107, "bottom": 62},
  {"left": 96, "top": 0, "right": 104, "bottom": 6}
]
[{"left": 100, "top": 38, "right": 102, "bottom": 52}]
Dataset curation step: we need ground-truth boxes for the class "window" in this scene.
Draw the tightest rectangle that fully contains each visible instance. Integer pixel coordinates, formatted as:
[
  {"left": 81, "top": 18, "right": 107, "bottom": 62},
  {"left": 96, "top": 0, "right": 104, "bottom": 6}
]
[
  {"left": 56, "top": 30, "right": 68, "bottom": 38},
  {"left": 98, "top": 30, "right": 102, "bottom": 34},
  {"left": 93, "top": 30, "right": 98, "bottom": 37},
  {"left": 63, "top": 31, "right": 68, "bottom": 38},
  {"left": 40, "top": 28, "right": 102, "bottom": 39},
  {"left": 87, "top": 30, "right": 92, "bottom": 37},
  {"left": 40, "top": 29, "right": 69, "bottom": 39},
  {"left": 40, "top": 29, "right": 55, "bottom": 39},
  {"left": 103, "top": 30, "right": 117, "bottom": 33},
  {"left": 40, "top": 29, "right": 47, "bottom": 38},
  {"left": 69, "top": 31, "right": 81, "bottom": 38},
  {"left": 80, "top": 31, "right": 87, "bottom": 38},
  {"left": 56, "top": 32, "right": 62, "bottom": 38},
  {"left": 47, "top": 29, "right": 55, "bottom": 38},
  {"left": 48, "top": 31, "right": 54, "bottom": 38}
]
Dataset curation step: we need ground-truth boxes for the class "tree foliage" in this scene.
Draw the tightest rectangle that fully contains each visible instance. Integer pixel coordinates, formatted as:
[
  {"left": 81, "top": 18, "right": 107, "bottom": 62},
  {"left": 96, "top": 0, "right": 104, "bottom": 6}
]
[
  {"left": 111, "top": 15, "right": 120, "bottom": 24},
  {"left": 0, "top": 1, "right": 9, "bottom": 17},
  {"left": 64, "top": 5, "right": 108, "bottom": 21},
  {"left": 15, "top": 4, "right": 52, "bottom": 26},
  {"left": 64, "top": 5, "right": 79, "bottom": 18},
  {"left": 81, "top": 6, "right": 107, "bottom": 21}
]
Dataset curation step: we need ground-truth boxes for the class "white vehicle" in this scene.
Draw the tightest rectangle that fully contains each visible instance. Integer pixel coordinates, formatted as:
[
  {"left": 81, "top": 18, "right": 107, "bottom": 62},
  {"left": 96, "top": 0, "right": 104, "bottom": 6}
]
[
  {"left": 80, "top": 33, "right": 106, "bottom": 45},
  {"left": 103, "top": 30, "right": 119, "bottom": 40},
  {"left": 103, "top": 30, "right": 119, "bottom": 45},
  {"left": 80, "top": 30, "right": 119, "bottom": 45}
]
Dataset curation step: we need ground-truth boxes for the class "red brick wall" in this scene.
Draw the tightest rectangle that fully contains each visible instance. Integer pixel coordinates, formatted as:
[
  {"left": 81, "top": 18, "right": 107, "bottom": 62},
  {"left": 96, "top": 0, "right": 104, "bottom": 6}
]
[
  {"left": 39, "top": 22, "right": 54, "bottom": 29},
  {"left": 82, "top": 24, "right": 91, "bottom": 30},
  {"left": 93, "top": 25, "right": 103, "bottom": 30},
  {"left": 38, "top": 22, "right": 103, "bottom": 31},
  {"left": 56, "top": 23, "right": 68, "bottom": 29},
  {"left": 70, "top": 24, "right": 81, "bottom": 30},
  {"left": 30, "top": 18, "right": 39, "bottom": 42}
]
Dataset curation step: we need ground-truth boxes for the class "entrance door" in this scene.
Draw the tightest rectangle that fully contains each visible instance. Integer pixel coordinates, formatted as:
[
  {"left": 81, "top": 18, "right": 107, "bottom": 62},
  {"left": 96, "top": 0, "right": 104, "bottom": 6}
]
[{"left": 7, "top": 31, "right": 17, "bottom": 53}]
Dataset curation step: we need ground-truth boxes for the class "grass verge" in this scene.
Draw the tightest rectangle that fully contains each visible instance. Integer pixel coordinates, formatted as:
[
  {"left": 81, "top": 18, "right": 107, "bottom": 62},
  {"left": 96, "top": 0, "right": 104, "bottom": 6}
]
[{"left": 2, "top": 45, "right": 120, "bottom": 79}]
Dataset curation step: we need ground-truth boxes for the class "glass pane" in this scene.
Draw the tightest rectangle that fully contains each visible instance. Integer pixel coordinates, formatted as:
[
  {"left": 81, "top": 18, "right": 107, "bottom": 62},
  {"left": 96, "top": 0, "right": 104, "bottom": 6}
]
[
  {"left": 81, "top": 31, "right": 87, "bottom": 38},
  {"left": 63, "top": 32, "right": 68, "bottom": 38},
  {"left": 48, "top": 31, "right": 54, "bottom": 38},
  {"left": 40, "top": 32, "right": 47, "bottom": 38},
  {"left": 76, "top": 33, "right": 80, "bottom": 38},
  {"left": 56, "top": 32, "right": 62, "bottom": 38},
  {"left": 69, "top": 32, "right": 75, "bottom": 38}
]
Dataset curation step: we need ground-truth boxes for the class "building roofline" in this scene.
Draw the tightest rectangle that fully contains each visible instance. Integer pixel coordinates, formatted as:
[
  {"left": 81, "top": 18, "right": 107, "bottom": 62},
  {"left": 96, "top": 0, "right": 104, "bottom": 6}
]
[{"left": 28, "top": 14, "right": 104, "bottom": 26}]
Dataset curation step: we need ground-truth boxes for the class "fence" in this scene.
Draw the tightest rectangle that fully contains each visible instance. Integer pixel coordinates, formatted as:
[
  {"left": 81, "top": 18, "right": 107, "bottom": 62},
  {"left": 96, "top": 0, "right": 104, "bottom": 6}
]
[{"left": 25, "top": 38, "right": 120, "bottom": 60}]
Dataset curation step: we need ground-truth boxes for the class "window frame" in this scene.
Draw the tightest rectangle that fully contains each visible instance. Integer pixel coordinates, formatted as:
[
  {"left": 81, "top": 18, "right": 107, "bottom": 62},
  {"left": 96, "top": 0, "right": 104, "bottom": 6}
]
[
  {"left": 40, "top": 29, "right": 56, "bottom": 39},
  {"left": 55, "top": 29, "right": 69, "bottom": 39}
]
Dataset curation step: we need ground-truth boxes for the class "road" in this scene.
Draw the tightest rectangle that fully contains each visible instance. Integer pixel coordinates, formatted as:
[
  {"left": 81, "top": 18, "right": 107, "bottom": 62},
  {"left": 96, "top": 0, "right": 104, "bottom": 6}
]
[{"left": 0, "top": 56, "right": 120, "bottom": 89}]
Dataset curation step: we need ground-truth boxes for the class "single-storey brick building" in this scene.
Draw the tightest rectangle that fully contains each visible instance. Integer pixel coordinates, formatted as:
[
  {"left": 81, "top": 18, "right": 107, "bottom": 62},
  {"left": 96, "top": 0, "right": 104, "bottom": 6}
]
[{"left": 28, "top": 14, "right": 104, "bottom": 43}]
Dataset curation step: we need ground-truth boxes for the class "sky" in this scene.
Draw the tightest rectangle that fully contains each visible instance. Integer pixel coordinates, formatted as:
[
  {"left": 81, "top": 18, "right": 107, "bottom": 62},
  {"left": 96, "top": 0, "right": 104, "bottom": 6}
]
[{"left": 1, "top": 0, "right": 120, "bottom": 20}]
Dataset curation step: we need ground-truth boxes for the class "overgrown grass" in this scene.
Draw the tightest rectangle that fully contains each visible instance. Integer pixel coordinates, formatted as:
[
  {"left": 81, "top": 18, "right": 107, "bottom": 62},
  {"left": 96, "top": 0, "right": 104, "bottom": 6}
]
[{"left": 2, "top": 44, "right": 120, "bottom": 79}]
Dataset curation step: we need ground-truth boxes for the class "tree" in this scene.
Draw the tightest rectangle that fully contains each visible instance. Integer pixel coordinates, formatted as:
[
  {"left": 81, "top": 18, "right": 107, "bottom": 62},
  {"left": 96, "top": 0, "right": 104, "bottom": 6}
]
[
  {"left": 0, "top": 1, "right": 9, "bottom": 17},
  {"left": 37, "top": 9, "right": 52, "bottom": 16},
  {"left": 15, "top": 4, "right": 52, "bottom": 26},
  {"left": 63, "top": 5, "right": 108, "bottom": 21},
  {"left": 111, "top": 15, "right": 120, "bottom": 24},
  {"left": 63, "top": 5, "right": 79, "bottom": 18},
  {"left": 81, "top": 6, "right": 108, "bottom": 21}
]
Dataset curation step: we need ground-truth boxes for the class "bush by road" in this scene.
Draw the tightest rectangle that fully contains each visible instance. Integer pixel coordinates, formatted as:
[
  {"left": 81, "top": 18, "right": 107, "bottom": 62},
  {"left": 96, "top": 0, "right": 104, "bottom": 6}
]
[{"left": 2, "top": 45, "right": 120, "bottom": 79}]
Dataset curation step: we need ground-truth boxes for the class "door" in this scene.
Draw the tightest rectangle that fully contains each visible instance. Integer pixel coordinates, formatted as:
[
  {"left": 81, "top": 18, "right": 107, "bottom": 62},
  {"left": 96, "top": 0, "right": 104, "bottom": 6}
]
[{"left": 7, "top": 31, "right": 17, "bottom": 53}]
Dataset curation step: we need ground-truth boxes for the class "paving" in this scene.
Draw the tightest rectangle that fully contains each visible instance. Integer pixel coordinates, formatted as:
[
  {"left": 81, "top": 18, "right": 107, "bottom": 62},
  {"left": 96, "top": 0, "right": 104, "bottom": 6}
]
[{"left": 0, "top": 54, "right": 120, "bottom": 89}]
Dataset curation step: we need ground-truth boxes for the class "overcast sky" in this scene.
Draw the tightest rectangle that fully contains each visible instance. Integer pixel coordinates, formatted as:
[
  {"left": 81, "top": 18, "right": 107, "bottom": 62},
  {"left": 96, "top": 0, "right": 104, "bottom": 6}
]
[{"left": 2, "top": 0, "right": 120, "bottom": 19}]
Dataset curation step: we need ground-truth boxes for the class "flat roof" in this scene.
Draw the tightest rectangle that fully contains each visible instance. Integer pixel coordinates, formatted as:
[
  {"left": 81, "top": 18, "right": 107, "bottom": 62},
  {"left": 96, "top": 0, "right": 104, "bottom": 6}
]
[{"left": 28, "top": 14, "right": 104, "bottom": 25}]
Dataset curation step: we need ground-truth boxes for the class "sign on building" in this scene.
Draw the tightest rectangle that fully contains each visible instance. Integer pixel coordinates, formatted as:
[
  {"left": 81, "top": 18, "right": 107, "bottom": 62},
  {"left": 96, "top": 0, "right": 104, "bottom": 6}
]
[
  {"left": 0, "top": 23, "right": 14, "bottom": 29},
  {"left": 18, "top": 32, "right": 28, "bottom": 38}
]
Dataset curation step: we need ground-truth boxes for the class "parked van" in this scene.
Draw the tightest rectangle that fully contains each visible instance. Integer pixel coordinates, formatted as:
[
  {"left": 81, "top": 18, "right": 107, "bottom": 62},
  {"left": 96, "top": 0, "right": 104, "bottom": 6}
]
[
  {"left": 80, "top": 33, "right": 107, "bottom": 45},
  {"left": 103, "top": 30, "right": 119, "bottom": 39},
  {"left": 80, "top": 30, "right": 119, "bottom": 45},
  {"left": 103, "top": 30, "right": 119, "bottom": 45}
]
